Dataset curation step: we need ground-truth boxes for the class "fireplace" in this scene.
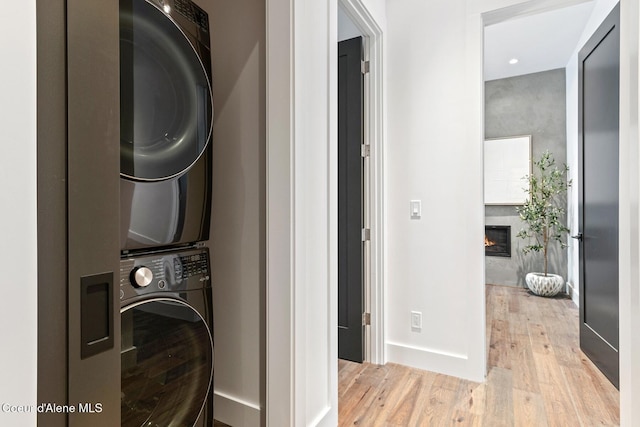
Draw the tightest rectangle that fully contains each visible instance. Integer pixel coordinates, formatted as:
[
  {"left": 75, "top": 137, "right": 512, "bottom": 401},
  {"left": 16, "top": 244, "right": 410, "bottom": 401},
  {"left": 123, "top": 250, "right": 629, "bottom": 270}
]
[{"left": 485, "top": 225, "right": 511, "bottom": 257}]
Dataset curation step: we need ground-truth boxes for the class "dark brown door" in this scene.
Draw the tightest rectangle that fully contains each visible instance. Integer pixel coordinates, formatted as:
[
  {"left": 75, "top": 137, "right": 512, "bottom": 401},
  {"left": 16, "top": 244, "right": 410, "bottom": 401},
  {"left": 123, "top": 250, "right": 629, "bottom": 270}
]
[
  {"left": 338, "top": 36, "right": 364, "bottom": 363},
  {"left": 578, "top": 4, "right": 620, "bottom": 389}
]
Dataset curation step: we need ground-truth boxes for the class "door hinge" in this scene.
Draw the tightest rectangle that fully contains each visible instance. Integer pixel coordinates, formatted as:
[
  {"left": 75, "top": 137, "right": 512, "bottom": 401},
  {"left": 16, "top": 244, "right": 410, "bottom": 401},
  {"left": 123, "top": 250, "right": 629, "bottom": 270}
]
[
  {"left": 362, "top": 312, "right": 371, "bottom": 326},
  {"left": 362, "top": 228, "right": 371, "bottom": 242},
  {"left": 361, "top": 60, "right": 370, "bottom": 74},
  {"left": 361, "top": 144, "right": 370, "bottom": 158}
]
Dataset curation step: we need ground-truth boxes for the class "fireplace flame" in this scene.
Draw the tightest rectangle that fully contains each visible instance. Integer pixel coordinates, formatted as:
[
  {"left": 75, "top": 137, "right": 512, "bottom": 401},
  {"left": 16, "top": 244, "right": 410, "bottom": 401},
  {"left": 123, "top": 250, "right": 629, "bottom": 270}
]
[{"left": 484, "top": 235, "right": 496, "bottom": 247}]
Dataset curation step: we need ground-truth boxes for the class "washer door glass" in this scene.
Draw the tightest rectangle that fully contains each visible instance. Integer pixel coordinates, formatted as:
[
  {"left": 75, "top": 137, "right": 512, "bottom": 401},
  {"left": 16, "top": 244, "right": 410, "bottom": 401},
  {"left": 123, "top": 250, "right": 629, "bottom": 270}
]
[
  {"left": 121, "top": 299, "right": 213, "bottom": 427},
  {"left": 120, "top": 0, "right": 212, "bottom": 181}
]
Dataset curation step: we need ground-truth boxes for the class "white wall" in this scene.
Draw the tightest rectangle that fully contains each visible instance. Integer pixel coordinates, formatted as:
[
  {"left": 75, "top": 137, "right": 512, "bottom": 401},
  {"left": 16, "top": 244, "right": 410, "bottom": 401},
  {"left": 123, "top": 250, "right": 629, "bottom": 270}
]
[
  {"left": 204, "top": 0, "right": 264, "bottom": 425},
  {"left": 360, "top": 0, "right": 386, "bottom": 30},
  {"left": 385, "top": 0, "right": 485, "bottom": 381},
  {"left": 0, "top": 1, "right": 38, "bottom": 426}
]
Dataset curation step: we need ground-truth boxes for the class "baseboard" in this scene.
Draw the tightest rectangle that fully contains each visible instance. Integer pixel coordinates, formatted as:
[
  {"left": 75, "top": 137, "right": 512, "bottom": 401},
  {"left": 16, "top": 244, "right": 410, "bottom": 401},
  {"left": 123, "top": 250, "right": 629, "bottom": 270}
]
[
  {"left": 566, "top": 281, "right": 580, "bottom": 307},
  {"left": 213, "top": 390, "right": 261, "bottom": 427},
  {"left": 386, "top": 342, "right": 477, "bottom": 381}
]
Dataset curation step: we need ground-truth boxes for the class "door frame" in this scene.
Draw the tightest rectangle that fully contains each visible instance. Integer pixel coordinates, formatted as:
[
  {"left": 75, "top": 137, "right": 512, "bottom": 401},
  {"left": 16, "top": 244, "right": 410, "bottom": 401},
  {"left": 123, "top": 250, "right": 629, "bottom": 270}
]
[{"left": 339, "top": 0, "right": 386, "bottom": 365}]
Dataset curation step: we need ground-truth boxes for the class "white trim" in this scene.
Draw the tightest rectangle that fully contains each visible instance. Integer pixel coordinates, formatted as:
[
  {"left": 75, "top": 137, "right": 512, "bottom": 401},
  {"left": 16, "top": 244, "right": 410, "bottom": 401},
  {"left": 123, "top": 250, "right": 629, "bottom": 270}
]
[
  {"left": 339, "top": 0, "right": 386, "bottom": 366},
  {"left": 566, "top": 280, "right": 580, "bottom": 307},
  {"left": 466, "top": 6, "right": 489, "bottom": 384},
  {"left": 213, "top": 391, "right": 261, "bottom": 427},
  {"left": 292, "top": 0, "right": 335, "bottom": 422},
  {"left": 618, "top": 0, "right": 640, "bottom": 423},
  {"left": 324, "top": 0, "right": 339, "bottom": 425},
  {"left": 387, "top": 341, "right": 468, "bottom": 360},
  {"left": 0, "top": 2, "right": 37, "bottom": 425},
  {"left": 386, "top": 342, "right": 481, "bottom": 381},
  {"left": 267, "top": 0, "right": 338, "bottom": 424},
  {"left": 482, "top": 0, "right": 595, "bottom": 26}
]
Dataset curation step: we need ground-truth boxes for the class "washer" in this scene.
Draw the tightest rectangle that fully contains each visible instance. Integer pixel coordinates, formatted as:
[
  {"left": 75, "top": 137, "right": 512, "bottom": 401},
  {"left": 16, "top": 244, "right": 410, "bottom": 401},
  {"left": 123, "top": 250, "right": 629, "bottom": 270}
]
[
  {"left": 120, "top": 247, "right": 213, "bottom": 427},
  {"left": 119, "top": 0, "right": 213, "bottom": 252}
]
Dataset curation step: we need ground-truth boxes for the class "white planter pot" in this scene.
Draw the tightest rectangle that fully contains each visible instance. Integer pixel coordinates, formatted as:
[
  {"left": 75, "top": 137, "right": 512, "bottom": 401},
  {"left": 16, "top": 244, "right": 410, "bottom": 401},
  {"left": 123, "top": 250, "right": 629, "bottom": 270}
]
[{"left": 525, "top": 272, "right": 564, "bottom": 297}]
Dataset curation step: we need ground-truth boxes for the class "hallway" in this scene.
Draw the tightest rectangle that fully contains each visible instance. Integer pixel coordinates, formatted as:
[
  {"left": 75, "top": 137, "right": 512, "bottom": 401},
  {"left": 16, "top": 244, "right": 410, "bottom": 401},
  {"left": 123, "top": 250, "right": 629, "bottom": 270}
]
[{"left": 338, "top": 285, "right": 620, "bottom": 426}]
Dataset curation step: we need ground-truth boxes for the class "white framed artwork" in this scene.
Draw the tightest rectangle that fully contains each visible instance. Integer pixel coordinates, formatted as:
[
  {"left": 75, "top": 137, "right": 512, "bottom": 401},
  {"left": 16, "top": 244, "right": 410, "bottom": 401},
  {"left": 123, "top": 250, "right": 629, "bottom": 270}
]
[{"left": 484, "top": 135, "right": 531, "bottom": 205}]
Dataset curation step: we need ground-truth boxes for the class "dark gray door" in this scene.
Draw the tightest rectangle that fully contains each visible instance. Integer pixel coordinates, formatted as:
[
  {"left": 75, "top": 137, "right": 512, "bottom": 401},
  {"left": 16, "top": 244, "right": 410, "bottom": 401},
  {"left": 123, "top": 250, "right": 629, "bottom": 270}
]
[
  {"left": 578, "top": 4, "right": 619, "bottom": 389},
  {"left": 67, "top": 0, "right": 122, "bottom": 424},
  {"left": 54, "top": 0, "right": 123, "bottom": 426},
  {"left": 338, "top": 37, "right": 364, "bottom": 363}
]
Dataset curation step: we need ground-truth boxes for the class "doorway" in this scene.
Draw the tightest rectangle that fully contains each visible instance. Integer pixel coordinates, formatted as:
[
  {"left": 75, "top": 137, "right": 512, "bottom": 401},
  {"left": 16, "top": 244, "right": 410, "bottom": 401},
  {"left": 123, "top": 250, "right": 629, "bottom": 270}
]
[
  {"left": 482, "top": 0, "right": 621, "bottom": 394},
  {"left": 337, "top": 0, "right": 385, "bottom": 365},
  {"left": 338, "top": 35, "right": 365, "bottom": 363}
]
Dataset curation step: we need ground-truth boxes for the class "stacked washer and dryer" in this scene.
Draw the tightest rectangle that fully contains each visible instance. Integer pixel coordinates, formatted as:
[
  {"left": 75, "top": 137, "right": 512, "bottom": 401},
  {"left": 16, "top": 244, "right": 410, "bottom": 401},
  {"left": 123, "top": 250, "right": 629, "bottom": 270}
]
[{"left": 118, "top": 0, "right": 214, "bottom": 425}]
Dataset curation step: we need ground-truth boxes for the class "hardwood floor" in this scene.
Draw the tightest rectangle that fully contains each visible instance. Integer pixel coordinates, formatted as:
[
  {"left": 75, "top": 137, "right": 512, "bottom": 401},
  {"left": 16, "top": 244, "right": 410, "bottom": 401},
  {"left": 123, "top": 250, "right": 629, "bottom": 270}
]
[{"left": 338, "top": 285, "right": 620, "bottom": 426}]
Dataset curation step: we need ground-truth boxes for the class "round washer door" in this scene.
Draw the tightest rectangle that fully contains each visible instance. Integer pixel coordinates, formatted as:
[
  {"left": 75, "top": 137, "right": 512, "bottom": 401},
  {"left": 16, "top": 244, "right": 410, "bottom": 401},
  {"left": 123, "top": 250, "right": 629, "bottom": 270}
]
[
  {"left": 121, "top": 299, "right": 213, "bottom": 427},
  {"left": 120, "top": 0, "right": 212, "bottom": 181}
]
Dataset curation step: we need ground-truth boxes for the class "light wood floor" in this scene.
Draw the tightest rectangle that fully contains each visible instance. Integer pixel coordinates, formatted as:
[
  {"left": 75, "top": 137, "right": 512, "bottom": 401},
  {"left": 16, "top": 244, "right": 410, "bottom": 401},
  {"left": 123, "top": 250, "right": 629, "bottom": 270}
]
[{"left": 338, "top": 285, "right": 620, "bottom": 426}]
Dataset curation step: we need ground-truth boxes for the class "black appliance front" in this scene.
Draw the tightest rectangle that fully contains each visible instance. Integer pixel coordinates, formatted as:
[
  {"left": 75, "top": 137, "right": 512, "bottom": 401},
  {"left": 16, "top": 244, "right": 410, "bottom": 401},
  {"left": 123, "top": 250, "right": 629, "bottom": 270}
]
[
  {"left": 120, "top": 0, "right": 213, "bottom": 252},
  {"left": 120, "top": 247, "right": 213, "bottom": 427}
]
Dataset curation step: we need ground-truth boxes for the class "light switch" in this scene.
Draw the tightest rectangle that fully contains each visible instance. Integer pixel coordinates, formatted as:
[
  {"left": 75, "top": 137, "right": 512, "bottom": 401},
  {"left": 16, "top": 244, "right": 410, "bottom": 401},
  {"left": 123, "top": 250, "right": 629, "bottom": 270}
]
[{"left": 410, "top": 200, "right": 421, "bottom": 219}]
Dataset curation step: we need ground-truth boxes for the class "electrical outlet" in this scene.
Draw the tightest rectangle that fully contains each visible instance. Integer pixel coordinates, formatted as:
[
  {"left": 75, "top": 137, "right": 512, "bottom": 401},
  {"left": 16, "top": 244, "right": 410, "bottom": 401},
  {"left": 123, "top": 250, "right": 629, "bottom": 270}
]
[{"left": 411, "top": 311, "right": 422, "bottom": 330}]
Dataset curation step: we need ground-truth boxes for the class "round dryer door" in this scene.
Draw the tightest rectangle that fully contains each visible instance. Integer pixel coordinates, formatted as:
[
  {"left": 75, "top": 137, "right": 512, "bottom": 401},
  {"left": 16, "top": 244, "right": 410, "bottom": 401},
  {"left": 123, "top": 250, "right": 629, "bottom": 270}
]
[
  {"left": 121, "top": 299, "right": 213, "bottom": 427},
  {"left": 120, "top": 0, "right": 213, "bottom": 181}
]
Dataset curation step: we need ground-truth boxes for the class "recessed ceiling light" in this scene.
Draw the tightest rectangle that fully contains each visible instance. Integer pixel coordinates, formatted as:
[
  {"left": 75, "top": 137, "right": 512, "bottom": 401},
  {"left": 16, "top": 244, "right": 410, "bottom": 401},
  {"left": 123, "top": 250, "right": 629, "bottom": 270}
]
[{"left": 509, "top": 58, "right": 519, "bottom": 65}]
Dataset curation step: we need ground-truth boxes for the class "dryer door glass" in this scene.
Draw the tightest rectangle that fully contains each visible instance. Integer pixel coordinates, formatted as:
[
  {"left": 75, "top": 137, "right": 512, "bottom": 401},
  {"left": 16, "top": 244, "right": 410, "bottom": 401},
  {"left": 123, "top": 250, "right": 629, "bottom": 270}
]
[
  {"left": 121, "top": 299, "right": 213, "bottom": 427},
  {"left": 120, "top": 0, "right": 212, "bottom": 181}
]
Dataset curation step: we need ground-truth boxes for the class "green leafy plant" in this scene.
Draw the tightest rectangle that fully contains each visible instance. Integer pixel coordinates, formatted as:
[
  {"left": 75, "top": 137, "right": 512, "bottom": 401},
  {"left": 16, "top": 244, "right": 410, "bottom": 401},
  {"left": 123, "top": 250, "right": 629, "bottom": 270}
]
[{"left": 516, "top": 150, "right": 570, "bottom": 276}]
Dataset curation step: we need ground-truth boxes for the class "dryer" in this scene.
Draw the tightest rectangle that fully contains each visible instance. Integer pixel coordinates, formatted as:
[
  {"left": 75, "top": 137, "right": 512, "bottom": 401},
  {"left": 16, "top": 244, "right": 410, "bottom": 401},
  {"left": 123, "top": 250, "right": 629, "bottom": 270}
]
[
  {"left": 120, "top": 0, "right": 213, "bottom": 252},
  {"left": 120, "top": 247, "right": 213, "bottom": 427}
]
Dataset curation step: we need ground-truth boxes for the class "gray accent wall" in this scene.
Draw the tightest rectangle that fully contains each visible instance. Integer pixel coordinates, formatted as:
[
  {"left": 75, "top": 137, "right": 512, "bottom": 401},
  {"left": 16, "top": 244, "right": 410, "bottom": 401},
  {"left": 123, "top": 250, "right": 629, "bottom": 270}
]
[{"left": 485, "top": 69, "right": 568, "bottom": 288}]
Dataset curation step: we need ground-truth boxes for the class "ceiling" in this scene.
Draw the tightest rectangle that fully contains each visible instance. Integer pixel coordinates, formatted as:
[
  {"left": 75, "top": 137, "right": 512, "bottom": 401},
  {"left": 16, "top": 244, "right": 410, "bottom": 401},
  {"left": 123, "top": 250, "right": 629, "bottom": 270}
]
[{"left": 484, "top": 1, "right": 595, "bottom": 81}]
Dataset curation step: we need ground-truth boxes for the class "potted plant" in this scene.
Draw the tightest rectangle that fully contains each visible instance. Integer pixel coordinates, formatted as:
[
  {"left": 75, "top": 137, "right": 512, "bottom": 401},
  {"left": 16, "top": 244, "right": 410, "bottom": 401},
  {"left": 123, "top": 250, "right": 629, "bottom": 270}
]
[{"left": 516, "top": 150, "right": 570, "bottom": 296}]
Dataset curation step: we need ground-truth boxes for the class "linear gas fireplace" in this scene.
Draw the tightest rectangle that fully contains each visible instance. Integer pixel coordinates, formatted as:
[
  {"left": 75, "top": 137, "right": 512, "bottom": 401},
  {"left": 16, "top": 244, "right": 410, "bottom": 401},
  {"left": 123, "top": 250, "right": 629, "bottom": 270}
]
[{"left": 485, "top": 225, "right": 511, "bottom": 257}]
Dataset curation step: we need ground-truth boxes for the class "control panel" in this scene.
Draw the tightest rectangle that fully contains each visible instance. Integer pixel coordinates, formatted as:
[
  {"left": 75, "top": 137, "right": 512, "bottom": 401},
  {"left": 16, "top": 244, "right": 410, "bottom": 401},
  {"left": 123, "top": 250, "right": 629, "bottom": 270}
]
[
  {"left": 173, "top": 0, "right": 209, "bottom": 32},
  {"left": 120, "top": 247, "right": 210, "bottom": 301}
]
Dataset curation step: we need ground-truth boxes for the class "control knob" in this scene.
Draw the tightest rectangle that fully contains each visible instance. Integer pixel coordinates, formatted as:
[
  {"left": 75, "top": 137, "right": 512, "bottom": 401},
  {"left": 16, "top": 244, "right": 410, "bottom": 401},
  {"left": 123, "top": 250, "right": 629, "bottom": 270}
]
[{"left": 131, "top": 266, "right": 153, "bottom": 288}]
